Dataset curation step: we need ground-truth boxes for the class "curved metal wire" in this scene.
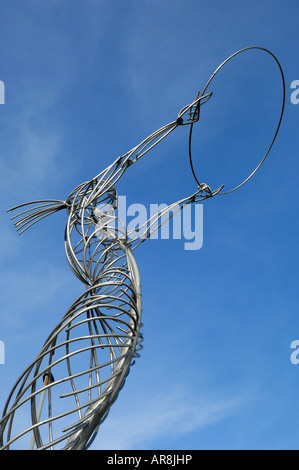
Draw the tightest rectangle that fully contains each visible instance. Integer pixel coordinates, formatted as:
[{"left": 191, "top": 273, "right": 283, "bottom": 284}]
[
  {"left": 188, "top": 46, "right": 286, "bottom": 194},
  {"left": 0, "top": 47, "right": 285, "bottom": 450}
]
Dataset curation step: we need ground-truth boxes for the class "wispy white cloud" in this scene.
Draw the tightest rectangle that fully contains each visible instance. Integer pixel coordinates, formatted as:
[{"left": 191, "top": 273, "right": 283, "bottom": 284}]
[
  {"left": 1, "top": 92, "right": 66, "bottom": 196},
  {"left": 96, "top": 385, "right": 248, "bottom": 450}
]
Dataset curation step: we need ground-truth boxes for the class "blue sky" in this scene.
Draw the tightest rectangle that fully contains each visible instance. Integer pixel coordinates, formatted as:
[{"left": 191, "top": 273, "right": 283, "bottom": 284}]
[{"left": 0, "top": 0, "right": 299, "bottom": 450}]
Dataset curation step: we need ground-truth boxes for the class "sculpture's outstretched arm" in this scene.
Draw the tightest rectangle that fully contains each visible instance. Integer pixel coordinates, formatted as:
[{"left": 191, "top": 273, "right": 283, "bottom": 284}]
[
  {"left": 6, "top": 90, "right": 213, "bottom": 235},
  {"left": 125, "top": 182, "right": 224, "bottom": 251}
]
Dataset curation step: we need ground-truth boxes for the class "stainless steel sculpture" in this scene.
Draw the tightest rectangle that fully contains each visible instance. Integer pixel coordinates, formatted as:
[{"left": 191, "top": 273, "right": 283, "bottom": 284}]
[{"left": 0, "top": 47, "right": 285, "bottom": 450}]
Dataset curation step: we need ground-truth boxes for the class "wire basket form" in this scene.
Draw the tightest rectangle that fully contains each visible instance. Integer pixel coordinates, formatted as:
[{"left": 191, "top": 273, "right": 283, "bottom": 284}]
[{"left": 0, "top": 47, "right": 285, "bottom": 450}]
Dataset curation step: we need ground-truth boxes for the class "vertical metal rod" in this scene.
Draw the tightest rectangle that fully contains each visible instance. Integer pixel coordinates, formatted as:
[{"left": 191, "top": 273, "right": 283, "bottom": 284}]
[{"left": 29, "top": 375, "right": 49, "bottom": 450}]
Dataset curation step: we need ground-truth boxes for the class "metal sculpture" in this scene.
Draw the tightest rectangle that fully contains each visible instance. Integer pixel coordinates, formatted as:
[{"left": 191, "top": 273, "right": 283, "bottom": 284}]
[{"left": 0, "top": 47, "right": 285, "bottom": 450}]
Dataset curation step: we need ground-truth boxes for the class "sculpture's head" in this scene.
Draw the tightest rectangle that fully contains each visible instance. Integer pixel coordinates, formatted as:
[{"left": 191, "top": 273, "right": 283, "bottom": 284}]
[{"left": 65, "top": 180, "right": 117, "bottom": 217}]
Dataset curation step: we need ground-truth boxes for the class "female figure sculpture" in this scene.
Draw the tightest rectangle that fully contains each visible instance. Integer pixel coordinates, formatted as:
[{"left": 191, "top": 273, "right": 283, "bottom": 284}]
[{"left": 0, "top": 47, "right": 285, "bottom": 450}]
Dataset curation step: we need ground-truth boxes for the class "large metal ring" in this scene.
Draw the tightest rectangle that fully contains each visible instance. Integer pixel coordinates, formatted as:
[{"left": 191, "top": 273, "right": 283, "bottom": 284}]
[{"left": 188, "top": 46, "right": 286, "bottom": 194}]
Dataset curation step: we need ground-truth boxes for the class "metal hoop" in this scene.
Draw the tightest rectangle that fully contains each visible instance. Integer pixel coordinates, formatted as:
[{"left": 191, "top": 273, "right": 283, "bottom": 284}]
[{"left": 188, "top": 46, "right": 286, "bottom": 194}]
